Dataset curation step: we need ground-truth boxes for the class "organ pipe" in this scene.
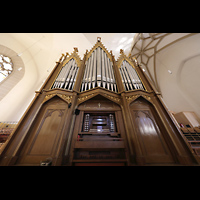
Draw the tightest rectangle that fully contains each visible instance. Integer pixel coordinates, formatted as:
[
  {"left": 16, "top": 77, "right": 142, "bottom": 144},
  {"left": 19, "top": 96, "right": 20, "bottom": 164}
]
[
  {"left": 101, "top": 48, "right": 106, "bottom": 89},
  {"left": 88, "top": 52, "right": 94, "bottom": 90},
  {"left": 80, "top": 47, "right": 118, "bottom": 93},
  {"left": 97, "top": 47, "right": 101, "bottom": 87},
  {"left": 92, "top": 49, "right": 96, "bottom": 88},
  {"left": 51, "top": 58, "right": 79, "bottom": 91},
  {"left": 71, "top": 64, "right": 78, "bottom": 90},
  {"left": 52, "top": 47, "right": 144, "bottom": 93},
  {"left": 119, "top": 60, "right": 145, "bottom": 91}
]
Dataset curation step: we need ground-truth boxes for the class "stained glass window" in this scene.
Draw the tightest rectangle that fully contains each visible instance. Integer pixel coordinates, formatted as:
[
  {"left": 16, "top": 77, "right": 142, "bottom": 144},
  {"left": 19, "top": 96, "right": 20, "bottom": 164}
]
[{"left": 0, "top": 54, "right": 13, "bottom": 83}]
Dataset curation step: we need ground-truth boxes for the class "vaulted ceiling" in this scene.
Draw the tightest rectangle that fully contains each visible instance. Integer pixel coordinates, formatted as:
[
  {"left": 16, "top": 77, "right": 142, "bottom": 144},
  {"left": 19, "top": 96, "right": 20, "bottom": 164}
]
[{"left": 130, "top": 33, "right": 200, "bottom": 119}]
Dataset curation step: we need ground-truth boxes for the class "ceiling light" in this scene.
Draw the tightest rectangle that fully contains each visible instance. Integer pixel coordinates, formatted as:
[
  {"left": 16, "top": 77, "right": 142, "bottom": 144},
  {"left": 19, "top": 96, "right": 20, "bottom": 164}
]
[
  {"left": 168, "top": 70, "right": 172, "bottom": 74},
  {"left": 17, "top": 53, "right": 23, "bottom": 57}
]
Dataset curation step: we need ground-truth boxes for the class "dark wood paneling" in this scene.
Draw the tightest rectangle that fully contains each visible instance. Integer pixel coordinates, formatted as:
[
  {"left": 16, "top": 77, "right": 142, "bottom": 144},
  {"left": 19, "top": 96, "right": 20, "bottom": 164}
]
[
  {"left": 74, "top": 162, "right": 125, "bottom": 166},
  {"left": 70, "top": 94, "right": 128, "bottom": 165},
  {"left": 74, "top": 141, "right": 125, "bottom": 149},
  {"left": 15, "top": 96, "right": 68, "bottom": 165},
  {"left": 130, "top": 97, "right": 175, "bottom": 164},
  {"left": 28, "top": 109, "right": 64, "bottom": 155}
]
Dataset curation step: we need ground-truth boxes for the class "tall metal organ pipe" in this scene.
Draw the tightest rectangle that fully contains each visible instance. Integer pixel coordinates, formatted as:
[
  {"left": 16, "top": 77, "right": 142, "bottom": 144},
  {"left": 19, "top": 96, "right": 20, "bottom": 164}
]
[
  {"left": 119, "top": 60, "right": 145, "bottom": 91},
  {"left": 51, "top": 58, "right": 79, "bottom": 91},
  {"left": 80, "top": 47, "right": 118, "bottom": 93}
]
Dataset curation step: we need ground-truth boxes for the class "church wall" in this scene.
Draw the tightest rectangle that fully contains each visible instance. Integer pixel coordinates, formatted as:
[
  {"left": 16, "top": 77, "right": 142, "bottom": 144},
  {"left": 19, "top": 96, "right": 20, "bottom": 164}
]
[
  {"left": 150, "top": 34, "right": 200, "bottom": 119},
  {"left": 0, "top": 34, "right": 38, "bottom": 121}
]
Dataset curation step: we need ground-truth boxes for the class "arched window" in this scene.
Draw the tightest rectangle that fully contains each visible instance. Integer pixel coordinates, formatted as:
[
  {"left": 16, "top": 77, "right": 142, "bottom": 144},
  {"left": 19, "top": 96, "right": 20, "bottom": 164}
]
[
  {"left": 0, "top": 54, "right": 13, "bottom": 83},
  {"left": 0, "top": 45, "right": 25, "bottom": 101}
]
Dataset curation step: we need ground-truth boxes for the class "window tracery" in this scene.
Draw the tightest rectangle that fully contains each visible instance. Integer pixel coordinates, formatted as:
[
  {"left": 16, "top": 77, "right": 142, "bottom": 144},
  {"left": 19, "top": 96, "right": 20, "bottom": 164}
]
[{"left": 0, "top": 54, "right": 13, "bottom": 83}]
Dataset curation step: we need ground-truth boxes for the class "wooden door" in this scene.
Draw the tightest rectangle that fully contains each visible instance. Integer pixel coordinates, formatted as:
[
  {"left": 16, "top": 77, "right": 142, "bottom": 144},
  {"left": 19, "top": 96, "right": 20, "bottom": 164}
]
[{"left": 130, "top": 98, "right": 175, "bottom": 164}]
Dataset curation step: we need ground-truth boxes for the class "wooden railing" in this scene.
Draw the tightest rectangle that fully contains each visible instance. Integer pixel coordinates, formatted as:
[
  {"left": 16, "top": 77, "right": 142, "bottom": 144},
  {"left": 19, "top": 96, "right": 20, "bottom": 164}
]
[
  {"left": 0, "top": 121, "right": 18, "bottom": 149},
  {"left": 180, "top": 127, "right": 200, "bottom": 156}
]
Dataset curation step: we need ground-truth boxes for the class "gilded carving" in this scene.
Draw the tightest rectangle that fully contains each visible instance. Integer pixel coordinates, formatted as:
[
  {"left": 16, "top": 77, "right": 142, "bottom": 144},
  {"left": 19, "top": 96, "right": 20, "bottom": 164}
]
[
  {"left": 57, "top": 94, "right": 73, "bottom": 104},
  {"left": 43, "top": 94, "right": 73, "bottom": 104},
  {"left": 85, "top": 37, "right": 113, "bottom": 62},
  {"left": 77, "top": 92, "right": 121, "bottom": 105},
  {"left": 103, "top": 93, "right": 121, "bottom": 103},
  {"left": 62, "top": 47, "right": 82, "bottom": 68},
  {"left": 126, "top": 94, "right": 151, "bottom": 103},
  {"left": 77, "top": 93, "right": 94, "bottom": 103},
  {"left": 126, "top": 94, "right": 140, "bottom": 102},
  {"left": 117, "top": 49, "right": 137, "bottom": 69},
  {"left": 43, "top": 94, "right": 56, "bottom": 103}
]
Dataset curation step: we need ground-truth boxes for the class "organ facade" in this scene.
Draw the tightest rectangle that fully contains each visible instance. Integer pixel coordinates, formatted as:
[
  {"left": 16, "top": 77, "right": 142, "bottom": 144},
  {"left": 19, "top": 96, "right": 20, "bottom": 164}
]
[{"left": 0, "top": 37, "right": 199, "bottom": 166}]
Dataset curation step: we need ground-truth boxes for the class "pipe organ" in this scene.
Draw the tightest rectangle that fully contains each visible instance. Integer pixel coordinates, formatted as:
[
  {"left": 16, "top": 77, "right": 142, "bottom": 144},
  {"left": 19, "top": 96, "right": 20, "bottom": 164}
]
[
  {"left": 80, "top": 46, "right": 118, "bottom": 93},
  {"left": 51, "top": 58, "right": 79, "bottom": 91},
  {"left": 119, "top": 60, "right": 145, "bottom": 91},
  {"left": 1, "top": 37, "right": 199, "bottom": 166}
]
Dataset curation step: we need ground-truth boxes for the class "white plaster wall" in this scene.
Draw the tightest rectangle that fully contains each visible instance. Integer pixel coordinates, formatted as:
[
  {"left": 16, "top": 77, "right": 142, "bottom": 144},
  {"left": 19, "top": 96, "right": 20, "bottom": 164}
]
[{"left": 0, "top": 34, "right": 38, "bottom": 121}]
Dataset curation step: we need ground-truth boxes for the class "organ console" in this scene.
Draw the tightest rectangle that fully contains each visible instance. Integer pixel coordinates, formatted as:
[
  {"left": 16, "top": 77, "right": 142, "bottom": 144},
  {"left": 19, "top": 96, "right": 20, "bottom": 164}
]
[
  {"left": 82, "top": 113, "right": 117, "bottom": 133},
  {"left": 0, "top": 37, "right": 199, "bottom": 166}
]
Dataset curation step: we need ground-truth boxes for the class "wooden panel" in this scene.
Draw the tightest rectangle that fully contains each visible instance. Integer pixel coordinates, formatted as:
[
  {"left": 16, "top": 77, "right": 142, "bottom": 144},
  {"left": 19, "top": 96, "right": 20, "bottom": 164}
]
[
  {"left": 78, "top": 94, "right": 121, "bottom": 111},
  {"left": 74, "top": 141, "right": 124, "bottom": 149},
  {"left": 74, "top": 162, "right": 125, "bottom": 166},
  {"left": 130, "top": 97, "right": 175, "bottom": 164},
  {"left": 16, "top": 96, "right": 67, "bottom": 165},
  {"left": 134, "top": 110, "right": 168, "bottom": 156},
  {"left": 28, "top": 109, "right": 64, "bottom": 155}
]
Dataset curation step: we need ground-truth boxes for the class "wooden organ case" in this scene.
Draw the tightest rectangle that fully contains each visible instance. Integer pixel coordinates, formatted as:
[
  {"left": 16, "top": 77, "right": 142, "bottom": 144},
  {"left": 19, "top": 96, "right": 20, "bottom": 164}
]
[{"left": 0, "top": 37, "right": 199, "bottom": 166}]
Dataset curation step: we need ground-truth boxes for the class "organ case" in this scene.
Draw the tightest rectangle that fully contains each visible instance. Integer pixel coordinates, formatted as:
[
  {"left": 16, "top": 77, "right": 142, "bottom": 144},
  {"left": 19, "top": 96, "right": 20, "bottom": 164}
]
[{"left": 0, "top": 37, "right": 199, "bottom": 166}]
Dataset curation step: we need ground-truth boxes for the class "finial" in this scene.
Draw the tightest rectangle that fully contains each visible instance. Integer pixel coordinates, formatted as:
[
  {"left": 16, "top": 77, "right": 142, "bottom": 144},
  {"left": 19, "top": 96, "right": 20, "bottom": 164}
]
[
  {"left": 63, "top": 52, "right": 69, "bottom": 60},
  {"left": 83, "top": 49, "right": 88, "bottom": 58},
  {"left": 58, "top": 53, "right": 65, "bottom": 62},
  {"left": 97, "top": 37, "right": 101, "bottom": 42},
  {"left": 74, "top": 47, "right": 78, "bottom": 52},
  {"left": 120, "top": 49, "right": 124, "bottom": 54}
]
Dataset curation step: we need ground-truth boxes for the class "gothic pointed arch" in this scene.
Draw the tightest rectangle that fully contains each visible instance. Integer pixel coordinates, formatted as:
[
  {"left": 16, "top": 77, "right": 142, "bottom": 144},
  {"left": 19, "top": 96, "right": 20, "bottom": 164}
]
[
  {"left": 43, "top": 93, "right": 73, "bottom": 105},
  {"left": 77, "top": 88, "right": 121, "bottom": 106},
  {"left": 80, "top": 37, "right": 118, "bottom": 93},
  {"left": 126, "top": 93, "right": 153, "bottom": 106}
]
